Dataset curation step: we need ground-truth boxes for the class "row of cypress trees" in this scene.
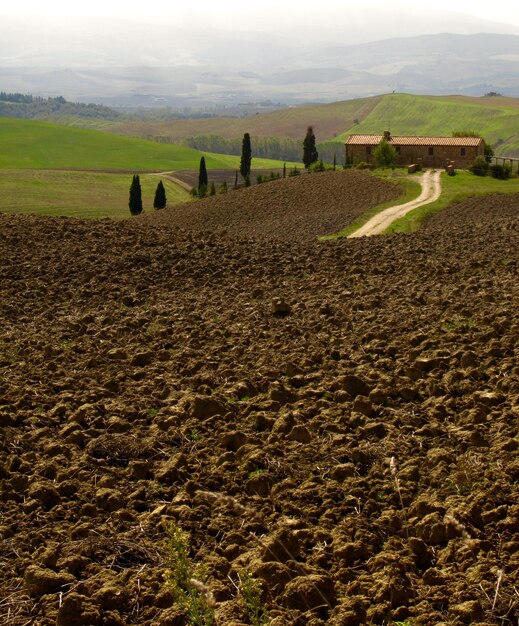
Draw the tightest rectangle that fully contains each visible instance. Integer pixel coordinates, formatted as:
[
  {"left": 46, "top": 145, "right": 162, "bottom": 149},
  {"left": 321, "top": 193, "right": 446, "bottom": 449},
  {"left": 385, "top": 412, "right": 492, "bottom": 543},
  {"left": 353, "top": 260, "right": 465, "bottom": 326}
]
[
  {"left": 130, "top": 128, "right": 320, "bottom": 214},
  {"left": 129, "top": 175, "right": 166, "bottom": 216}
]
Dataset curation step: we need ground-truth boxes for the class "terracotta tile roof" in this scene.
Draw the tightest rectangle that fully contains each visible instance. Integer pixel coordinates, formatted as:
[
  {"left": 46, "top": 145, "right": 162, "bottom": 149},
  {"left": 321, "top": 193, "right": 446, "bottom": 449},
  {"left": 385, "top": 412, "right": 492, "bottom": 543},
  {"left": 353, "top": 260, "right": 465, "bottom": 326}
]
[{"left": 346, "top": 134, "right": 484, "bottom": 146}]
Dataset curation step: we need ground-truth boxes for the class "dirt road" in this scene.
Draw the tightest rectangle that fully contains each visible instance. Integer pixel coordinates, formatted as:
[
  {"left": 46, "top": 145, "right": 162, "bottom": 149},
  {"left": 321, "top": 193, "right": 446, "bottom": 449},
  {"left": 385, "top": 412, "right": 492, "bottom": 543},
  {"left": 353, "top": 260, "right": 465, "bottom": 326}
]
[{"left": 349, "top": 169, "right": 442, "bottom": 237}]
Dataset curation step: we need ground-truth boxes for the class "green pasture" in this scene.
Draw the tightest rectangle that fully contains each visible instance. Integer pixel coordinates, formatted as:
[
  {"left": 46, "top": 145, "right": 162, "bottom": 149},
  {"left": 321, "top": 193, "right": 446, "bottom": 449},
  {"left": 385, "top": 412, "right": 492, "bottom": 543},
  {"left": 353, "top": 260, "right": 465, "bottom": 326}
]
[
  {"left": 0, "top": 170, "right": 191, "bottom": 219},
  {"left": 0, "top": 116, "right": 297, "bottom": 218},
  {"left": 386, "top": 169, "right": 519, "bottom": 233},
  {"left": 338, "top": 94, "right": 519, "bottom": 154},
  {"left": 0, "top": 117, "right": 290, "bottom": 170}
]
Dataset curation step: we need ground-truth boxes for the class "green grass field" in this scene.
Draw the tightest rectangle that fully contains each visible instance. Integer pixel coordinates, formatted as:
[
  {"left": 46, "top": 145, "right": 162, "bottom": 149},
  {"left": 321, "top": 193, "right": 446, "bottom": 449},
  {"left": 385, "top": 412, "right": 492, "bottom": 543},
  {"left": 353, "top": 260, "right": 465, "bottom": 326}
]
[
  {"left": 0, "top": 116, "right": 297, "bottom": 218},
  {"left": 337, "top": 94, "right": 519, "bottom": 157},
  {"left": 386, "top": 169, "right": 519, "bottom": 233},
  {"left": 0, "top": 170, "right": 191, "bottom": 219}
]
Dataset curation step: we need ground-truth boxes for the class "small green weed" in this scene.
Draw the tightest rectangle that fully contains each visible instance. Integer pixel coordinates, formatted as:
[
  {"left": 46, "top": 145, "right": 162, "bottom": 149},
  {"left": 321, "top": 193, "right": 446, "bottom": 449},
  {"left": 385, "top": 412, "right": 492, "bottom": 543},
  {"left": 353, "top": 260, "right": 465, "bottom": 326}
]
[
  {"left": 189, "top": 429, "right": 202, "bottom": 442},
  {"left": 164, "top": 522, "right": 215, "bottom": 626},
  {"left": 248, "top": 468, "right": 264, "bottom": 479},
  {"left": 239, "top": 571, "right": 269, "bottom": 626}
]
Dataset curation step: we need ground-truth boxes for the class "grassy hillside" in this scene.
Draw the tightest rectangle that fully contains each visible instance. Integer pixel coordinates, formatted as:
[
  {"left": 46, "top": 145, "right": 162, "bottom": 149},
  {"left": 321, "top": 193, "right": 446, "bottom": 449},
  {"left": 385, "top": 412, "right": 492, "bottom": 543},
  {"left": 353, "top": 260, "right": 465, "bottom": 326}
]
[
  {"left": 103, "top": 93, "right": 519, "bottom": 159},
  {"left": 0, "top": 117, "right": 290, "bottom": 170},
  {"left": 0, "top": 170, "right": 190, "bottom": 219},
  {"left": 339, "top": 93, "right": 519, "bottom": 156},
  {"left": 108, "top": 96, "right": 383, "bottom": 142}
]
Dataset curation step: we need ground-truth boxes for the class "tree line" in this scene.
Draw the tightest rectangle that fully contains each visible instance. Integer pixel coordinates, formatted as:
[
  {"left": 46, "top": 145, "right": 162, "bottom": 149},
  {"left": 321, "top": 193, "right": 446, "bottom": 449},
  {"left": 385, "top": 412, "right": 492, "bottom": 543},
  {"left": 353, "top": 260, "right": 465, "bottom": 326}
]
[
  {"left": 183, "top": 134, "right": 343, "bottom": 165},
  {"left": 129, "top": 126, "right": 337, "bottom": 215},
  {"left": 0, "top": 93, "right": 120, "bottom": 120}
]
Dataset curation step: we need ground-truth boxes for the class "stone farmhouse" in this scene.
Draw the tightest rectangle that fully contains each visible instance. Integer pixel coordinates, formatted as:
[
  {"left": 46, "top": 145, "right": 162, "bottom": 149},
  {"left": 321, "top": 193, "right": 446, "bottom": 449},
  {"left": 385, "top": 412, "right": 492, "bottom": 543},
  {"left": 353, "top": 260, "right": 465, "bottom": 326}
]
[{"left": 345, "top": 131, "right": 485, "bottom": 168}]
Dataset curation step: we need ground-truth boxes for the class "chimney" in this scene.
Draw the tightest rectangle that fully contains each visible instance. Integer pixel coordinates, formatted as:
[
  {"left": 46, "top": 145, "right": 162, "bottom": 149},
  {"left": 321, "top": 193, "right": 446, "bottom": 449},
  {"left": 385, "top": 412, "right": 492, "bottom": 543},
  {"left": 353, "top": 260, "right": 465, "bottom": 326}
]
[{"left": 384, "top": 130, "right": 391, "bottom": 141}]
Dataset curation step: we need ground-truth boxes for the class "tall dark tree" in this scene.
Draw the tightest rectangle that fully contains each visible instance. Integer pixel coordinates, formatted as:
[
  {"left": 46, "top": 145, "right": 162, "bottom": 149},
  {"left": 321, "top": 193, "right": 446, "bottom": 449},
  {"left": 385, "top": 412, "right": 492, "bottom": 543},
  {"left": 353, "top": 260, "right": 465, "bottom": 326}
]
[
  {"left": 198, "top": 156, "right": 208, "bottom": 193},
  {"left": 303, "top": 126, "right": 318, "bottom": 169},
  {"left": 128, "top": 174, "right": 143, "bottom": 216},
  {"left": 240, "top": 132, "right": 252, "bottom": 179},
  {"left": 153, "top": 180, "right": 167, "bottom": 209}
]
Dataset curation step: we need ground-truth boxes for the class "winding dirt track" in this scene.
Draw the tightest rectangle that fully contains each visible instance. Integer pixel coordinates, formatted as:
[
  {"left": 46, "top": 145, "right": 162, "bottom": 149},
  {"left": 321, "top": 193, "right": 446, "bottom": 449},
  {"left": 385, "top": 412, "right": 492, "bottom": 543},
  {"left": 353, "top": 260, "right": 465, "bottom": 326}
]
[{"left": 349, "top": 170, "right": 442, "bottom": 237}]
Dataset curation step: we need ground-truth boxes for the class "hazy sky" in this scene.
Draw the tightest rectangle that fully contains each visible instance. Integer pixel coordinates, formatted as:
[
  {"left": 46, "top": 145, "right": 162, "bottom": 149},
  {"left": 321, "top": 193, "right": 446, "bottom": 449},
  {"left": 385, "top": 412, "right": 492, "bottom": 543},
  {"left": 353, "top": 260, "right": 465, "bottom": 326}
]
[{"left": 3, "top": 0, "right": 519, "bottom": 29}]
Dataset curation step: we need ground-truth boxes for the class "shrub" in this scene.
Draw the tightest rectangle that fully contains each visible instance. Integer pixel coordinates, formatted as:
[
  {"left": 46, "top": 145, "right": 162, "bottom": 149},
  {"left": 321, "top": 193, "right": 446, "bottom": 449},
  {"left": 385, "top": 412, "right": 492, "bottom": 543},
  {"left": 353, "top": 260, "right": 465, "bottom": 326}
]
[
  {"left": 373, "top": 138, "right": 397, "bottom": 168},
  {"left": 288, "top": 167, "right": 300, "bottom": 177},
  {"left": 489, "top": 163, "right": 511, "bottom": 180},
  {"left": 218, "top": 181, "right": 228, "bottom": 194},
  {"left": 470, "top": 157, "right": 489, "bottom": 176},
  {"left": 209, "top": 181, "right": 216, "bottom": 196},
  {"left": 355, "top": 161, "right": 370, "bottom": 170},
  {"left": 164, "top": 523, "right": 215, "bottom": 626}
]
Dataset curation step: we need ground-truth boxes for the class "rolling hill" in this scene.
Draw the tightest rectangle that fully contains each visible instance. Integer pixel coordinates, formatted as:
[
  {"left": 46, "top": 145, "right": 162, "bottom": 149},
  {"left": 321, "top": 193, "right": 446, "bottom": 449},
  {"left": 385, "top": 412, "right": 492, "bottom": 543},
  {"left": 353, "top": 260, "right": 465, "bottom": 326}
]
[
  {"left": 0, "top": 117, "right": 289, "bottom": 170},
  {"left": 101, "top": 93, "right": 519, "bottom": 160},
  {"left": 337, "top": 93, "right": 519, "bottom": 157}
]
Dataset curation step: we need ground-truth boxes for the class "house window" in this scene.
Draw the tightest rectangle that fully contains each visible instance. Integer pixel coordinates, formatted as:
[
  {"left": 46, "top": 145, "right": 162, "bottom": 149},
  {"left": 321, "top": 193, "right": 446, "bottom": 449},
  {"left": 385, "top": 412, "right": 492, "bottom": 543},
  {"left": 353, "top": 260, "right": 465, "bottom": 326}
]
[
  {"left": 428, "top": 147, "right": 434, "bottom": 156},
  {"left": 395, "top": 146, "right": 401, "bottom": 154},
  {"left": 366, "top": 146, "right": 372, "bottom": 155},
  {"left": 460, "top": 147, "right": 466, "bottom": 156}
]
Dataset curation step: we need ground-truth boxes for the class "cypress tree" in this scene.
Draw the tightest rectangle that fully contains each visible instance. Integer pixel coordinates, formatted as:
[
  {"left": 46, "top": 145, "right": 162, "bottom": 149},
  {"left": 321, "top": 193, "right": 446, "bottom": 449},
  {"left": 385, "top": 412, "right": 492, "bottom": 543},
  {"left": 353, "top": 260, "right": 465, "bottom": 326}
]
[
  {"left": 153, "top": 180, "right": 167, "bottom": 209},
  {"left": 129, "top": 174, "right": 143, "bottom": 216},
  {"left": 303, "top": 126, "right": 319, "bottom": 169},
  {"left": 240, "top": 132, "right": 252, "bottom": 179},
  {"left": 198, "top": 156, "right": 208, "bottom": 194}
]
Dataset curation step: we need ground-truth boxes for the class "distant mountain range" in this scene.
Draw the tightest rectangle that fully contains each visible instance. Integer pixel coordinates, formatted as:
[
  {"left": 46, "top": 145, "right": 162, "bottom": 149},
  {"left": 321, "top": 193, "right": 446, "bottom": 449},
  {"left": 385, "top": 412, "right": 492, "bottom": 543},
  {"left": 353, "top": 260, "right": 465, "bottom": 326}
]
[{"left": 1, "top": 13, "right": 519, "bottom": 106}]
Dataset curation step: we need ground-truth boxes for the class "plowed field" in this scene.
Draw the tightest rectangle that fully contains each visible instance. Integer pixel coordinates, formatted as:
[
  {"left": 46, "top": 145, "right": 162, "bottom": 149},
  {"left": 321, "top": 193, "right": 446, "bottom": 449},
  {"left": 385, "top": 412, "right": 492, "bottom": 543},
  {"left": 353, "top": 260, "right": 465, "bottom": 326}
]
[
  {"left": 0, "top": 186, "right": 518, "bottom": 626},
  {"left": 151, "top": 170, "right": 402, "bottom": 241}
]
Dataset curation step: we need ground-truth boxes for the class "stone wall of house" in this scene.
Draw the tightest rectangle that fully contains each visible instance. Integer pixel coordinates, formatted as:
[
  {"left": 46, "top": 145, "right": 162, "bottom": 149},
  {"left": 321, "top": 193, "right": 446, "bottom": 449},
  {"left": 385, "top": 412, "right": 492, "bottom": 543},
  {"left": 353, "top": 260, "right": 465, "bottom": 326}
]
[{"left": 346, "top": 143, "right": 484, "bottom": 168}]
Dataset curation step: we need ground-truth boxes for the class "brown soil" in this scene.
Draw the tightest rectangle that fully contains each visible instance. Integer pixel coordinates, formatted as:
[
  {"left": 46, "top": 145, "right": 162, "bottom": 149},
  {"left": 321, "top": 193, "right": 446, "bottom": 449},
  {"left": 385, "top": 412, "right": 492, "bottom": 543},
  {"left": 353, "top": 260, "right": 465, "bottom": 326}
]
[
  {"left": 0, "top": 186, "right": 518, "bottom": 626},
  {"left": 151, "top": 169, "right": 402, "bottom": 241}
]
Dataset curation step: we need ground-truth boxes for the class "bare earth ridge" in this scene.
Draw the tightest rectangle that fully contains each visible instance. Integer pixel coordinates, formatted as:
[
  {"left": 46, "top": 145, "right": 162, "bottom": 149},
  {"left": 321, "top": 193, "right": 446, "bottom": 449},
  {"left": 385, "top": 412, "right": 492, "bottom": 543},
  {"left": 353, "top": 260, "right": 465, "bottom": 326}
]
[
  {"left": 0, "top": 185, "right": 518, "bottom": 625},
  {"left": 149, "top": 169, "right": 402, "bottom": 241}
]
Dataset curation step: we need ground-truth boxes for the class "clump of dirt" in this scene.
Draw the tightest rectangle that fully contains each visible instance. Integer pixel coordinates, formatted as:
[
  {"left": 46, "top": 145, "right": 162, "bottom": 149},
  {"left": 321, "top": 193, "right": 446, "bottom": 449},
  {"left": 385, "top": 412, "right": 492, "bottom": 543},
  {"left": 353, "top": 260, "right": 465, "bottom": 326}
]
[
  {"left": 150, "top": 169, "right": 402, "bottom": 241},
  {"left": 0, "top": 185, "right": 518, "bottom": 625}
]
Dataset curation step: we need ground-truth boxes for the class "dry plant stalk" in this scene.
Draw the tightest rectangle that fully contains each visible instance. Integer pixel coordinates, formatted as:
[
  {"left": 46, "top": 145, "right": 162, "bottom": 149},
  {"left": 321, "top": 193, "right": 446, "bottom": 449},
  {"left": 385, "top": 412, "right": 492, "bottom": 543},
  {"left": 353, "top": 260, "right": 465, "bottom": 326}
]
[
  {"left": 445, "top": 515, "right": 473, "bottom": 543},
  {"left": 491, "top": 569, "right": 504, "bottom": 613},
  {"left": 190, "top": 578, "right": 217, "bottom": 609},
  {"left": 196, "top": 490, "right": 264, "bottom": 522},
  {"left": 389, "top": 456, "right": 404, "bottom": 509}
]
